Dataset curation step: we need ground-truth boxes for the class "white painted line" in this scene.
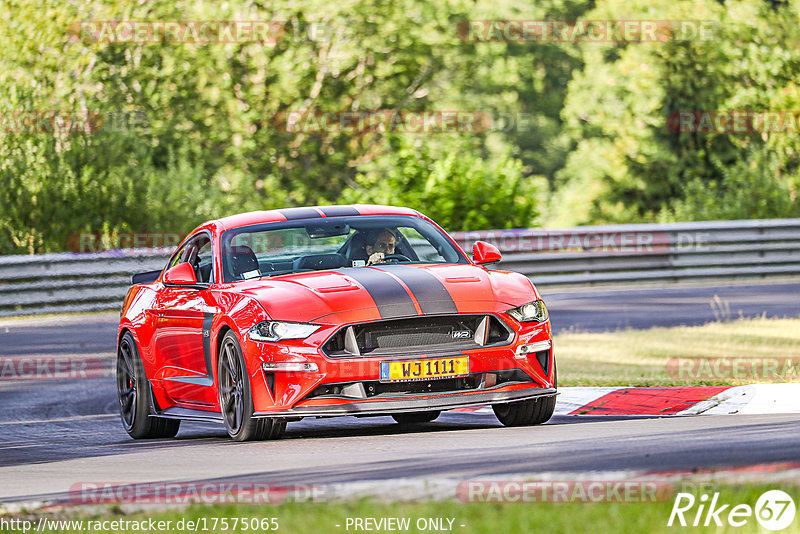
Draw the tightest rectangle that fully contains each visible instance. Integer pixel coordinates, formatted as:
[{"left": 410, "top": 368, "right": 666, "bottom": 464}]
[
  {"left": 0, "top": 414, "right": 117, "bottom": 425},
  {"left": 736, "top": 383, "right": 800, "bottom": 414},
  {"left": 678, "top": 384, "right": 800, "bottom": 415},
  {"left": 678, "top": 386, "right": 753, "bottom": 415}
]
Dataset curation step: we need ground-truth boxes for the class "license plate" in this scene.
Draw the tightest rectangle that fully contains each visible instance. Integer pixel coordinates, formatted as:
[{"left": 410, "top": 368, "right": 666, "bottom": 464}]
[{"left": 380, "top": 356, "right": 469, "bottom": 382}]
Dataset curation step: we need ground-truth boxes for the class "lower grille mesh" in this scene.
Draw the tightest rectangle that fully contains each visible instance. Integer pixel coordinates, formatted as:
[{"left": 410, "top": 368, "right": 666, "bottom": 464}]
[{"left": 368, "top": 326, "right": 453, "bottom": 348}]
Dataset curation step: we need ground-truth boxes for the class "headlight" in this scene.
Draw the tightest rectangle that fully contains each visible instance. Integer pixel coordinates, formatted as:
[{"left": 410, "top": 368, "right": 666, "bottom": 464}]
[
  {"left": 507, "top": 300, "right": 548, "bottom": 323},
  {"left": 248, "top": 321, "right": 321, "bottom": 342}
]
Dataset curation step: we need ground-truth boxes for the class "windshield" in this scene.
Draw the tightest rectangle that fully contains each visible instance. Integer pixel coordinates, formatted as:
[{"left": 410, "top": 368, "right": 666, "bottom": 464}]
[{"left": 220, "top": 215, "right": 468, "bottom": 282}]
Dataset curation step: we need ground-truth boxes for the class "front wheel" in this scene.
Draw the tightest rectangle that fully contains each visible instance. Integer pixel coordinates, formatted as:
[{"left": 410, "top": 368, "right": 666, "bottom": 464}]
[
  {"left": 217, "top": 331, "right": 286, "bottom": 441},
  {"left": 116, "top": 332, "right": 180, "bottom": 439},
  {"left": 493, "top": 395, "right": 556, "bottom": 427}
]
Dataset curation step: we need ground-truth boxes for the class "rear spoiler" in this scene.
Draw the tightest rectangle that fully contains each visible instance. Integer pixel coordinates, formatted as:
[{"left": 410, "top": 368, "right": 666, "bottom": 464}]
[{"left": 131, "top": 270, "right": 161, "bottom": 285}]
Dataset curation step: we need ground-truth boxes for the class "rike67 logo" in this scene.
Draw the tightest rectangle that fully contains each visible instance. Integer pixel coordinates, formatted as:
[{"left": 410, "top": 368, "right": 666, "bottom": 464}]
[{"left": 668, "top": 490, "right": 796, "bottom": 531}]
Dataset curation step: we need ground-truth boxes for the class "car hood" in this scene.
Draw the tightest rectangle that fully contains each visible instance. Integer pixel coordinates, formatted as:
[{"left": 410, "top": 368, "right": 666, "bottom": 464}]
[{"left": 231, "top": 264, "right": 539, "bottom": 325}]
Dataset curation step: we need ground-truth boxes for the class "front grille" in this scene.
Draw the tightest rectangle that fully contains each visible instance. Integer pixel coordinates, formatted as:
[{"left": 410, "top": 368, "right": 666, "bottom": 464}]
[
  {"left": 322, "top": 314, "right": 513, "bottom": 358},
  {"left": 368, "top": 325, "right": 453, "bottom": 348}
]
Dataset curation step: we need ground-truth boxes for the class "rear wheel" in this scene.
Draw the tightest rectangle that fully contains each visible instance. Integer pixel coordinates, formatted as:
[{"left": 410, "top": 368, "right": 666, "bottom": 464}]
[
  {"left": 493, "top": 395, "right": 556, "bottom": 427},
  {"left": 218, "top": 331, "right": 285, "bottom": 441},
  {"left": 116, "top": 332, "right": 180, "bottom": 439},
  {"left": 391, "top": 411, "right": 441, "bottom": 425}
]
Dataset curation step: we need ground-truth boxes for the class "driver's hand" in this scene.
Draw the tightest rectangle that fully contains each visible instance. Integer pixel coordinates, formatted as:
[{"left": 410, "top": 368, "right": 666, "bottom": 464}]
[{"left": 367, "top": 252, "right": 385, "bottom": 266}]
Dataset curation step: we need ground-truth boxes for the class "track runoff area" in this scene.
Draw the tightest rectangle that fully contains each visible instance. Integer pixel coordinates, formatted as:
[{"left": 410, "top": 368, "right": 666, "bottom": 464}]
[{"left": 1, "top": 281, "right": 799, "bottom": 532}]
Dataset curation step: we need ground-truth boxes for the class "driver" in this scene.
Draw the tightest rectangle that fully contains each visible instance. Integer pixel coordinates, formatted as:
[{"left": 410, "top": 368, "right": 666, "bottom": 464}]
[{"left": 365, "top": 228, "right": 397, "bottom": 265}]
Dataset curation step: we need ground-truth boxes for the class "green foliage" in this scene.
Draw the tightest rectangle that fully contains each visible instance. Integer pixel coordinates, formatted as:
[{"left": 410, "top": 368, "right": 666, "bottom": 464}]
[
  {"left": 1, "top": 0, "right": 798, "bottom": 254},
  {"left": 553, "top": 0, "right": 800, "bottom": 225},
  {"left": 669, "top": 148, "right": 800, "bottom": 221},
  {"left": 2, "top": 0, "right": 578, "bottom": 253},
  {"left": 340, "top": 136, "right": 539, "bottom": 231},
  {"left": 23, "top": 485, "right": 800, "bottom": 534}
]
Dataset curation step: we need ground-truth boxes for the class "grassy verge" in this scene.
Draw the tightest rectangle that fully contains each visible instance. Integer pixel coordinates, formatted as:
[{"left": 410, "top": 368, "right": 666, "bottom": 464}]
[
  {"left": 555, "top": 317, "right": 800, "bottom": 386},
  {"left": 3, "top": 485, "right": 798, "bottom": 534}
]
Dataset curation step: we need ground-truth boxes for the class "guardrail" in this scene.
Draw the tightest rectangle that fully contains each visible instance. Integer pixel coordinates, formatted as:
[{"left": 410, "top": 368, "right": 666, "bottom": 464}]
[
  {"left": 1, "top": 218, "right": 799, "bottom": 317},
  {"left": 450, "top": 218, "right": 800, "bottom": 286},
  {"left": 0, "top": 250, "right": 170, "bottom": 317}
]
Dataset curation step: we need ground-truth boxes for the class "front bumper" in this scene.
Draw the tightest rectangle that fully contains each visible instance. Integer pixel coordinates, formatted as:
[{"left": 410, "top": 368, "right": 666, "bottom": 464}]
[
  {"left": 253, "top": 383, "right": 556, "bottom": 418},
  {"left": 241, "top": 315, "right": 555, "bottom": 414}
]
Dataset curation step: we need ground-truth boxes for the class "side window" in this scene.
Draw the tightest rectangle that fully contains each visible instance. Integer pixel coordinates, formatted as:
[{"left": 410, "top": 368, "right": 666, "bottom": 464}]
[
  {"left": 195, "top": 237, "right": 213, "bottom": 283},
  {"left": 167, "top": 242, "right": 190, "bottom": 271},
  {"left": 165, "top": 234, "right": 214, "bottom": 284},
  {"left": 397, "top": 227, "right": 446, "bottom": 262}
]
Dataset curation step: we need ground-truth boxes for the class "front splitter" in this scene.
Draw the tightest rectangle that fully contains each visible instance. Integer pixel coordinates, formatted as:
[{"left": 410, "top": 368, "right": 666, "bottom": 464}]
[{"left": 254, "top": 386, "right": 557, "bottom": 418}]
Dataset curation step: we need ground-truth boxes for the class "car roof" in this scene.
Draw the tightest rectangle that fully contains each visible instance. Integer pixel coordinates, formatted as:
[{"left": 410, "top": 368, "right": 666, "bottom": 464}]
[{"left": 213, "top": 204, "right": 425, "bottom": 232}]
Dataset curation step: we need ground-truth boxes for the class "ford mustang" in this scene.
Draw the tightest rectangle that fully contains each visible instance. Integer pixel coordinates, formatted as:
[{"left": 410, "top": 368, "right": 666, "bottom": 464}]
[{"left": 117, "top": 205, "right": 556, "bottom": 441}]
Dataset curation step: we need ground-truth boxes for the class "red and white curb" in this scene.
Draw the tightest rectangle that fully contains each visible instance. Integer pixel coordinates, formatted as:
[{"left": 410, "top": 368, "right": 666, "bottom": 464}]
[{"left": 452, "top": 384, "right": 800, "bottom": 416}]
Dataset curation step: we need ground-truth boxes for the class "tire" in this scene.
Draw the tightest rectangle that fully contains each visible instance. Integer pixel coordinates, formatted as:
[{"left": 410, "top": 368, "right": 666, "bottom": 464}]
[
  {"left": 116, "top": 332, "right": 180, "bottom": 439},
  {"left": 217, "top": 331, "right": 285, "bottom": 441},
  {"left": 391, "top": 411, "right": 441, "bottom": 425},
  {"left": 492, "top": 395, "right": 556, "bottom": 427},
  {"left": 552, "top": 359, "right": 558, "bottom": 388}
]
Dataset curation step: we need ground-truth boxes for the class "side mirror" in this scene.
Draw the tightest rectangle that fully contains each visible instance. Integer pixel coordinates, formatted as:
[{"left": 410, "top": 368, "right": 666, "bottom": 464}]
[
  {"left": 163, "top": 262, "right": 198, "bottom": 286},
  {"left": 472, "top": 241, "right": 502, "bottom": 264}
]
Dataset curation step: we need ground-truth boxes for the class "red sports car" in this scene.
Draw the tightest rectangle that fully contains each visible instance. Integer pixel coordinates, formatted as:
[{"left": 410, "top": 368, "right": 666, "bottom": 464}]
[{"left": 117, "top": 205, "right": 556, "bottom": 441}]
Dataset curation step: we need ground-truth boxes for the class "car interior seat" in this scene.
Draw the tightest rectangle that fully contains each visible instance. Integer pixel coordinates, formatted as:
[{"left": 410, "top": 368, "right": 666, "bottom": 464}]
[
  {"left": 228, "top": 245, "right": 260, "bottom": 280},
  {"left": 343, "top": 232, "right": 369, "bottom": 263}
]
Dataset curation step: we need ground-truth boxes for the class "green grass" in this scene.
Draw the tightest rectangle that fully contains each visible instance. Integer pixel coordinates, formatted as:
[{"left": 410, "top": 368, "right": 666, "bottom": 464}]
[
  {"left": 555, "top": 317, "right": 800, "bottom": 386},
  {"left": 3, "top": 485, "right": 798, "bottom": 534}
]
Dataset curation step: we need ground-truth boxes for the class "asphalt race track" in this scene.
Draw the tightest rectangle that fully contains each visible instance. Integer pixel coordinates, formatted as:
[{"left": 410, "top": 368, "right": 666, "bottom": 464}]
[{"left": 1, "top": 280, "right": 799, "bottom": 505}]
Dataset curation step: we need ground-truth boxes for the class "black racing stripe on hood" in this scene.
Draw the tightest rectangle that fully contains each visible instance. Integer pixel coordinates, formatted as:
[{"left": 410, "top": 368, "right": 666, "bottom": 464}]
[
  {"left": 319, "top": 206, "right": 359, "bottom": 217},
  {"left": 278, "top": 207, "right": 322, "bottom": 220},
  {"left": 340, "top": 267, "right": 418, "bottom": 319},
  {"left": 374, "top": 264, "right": 458, "bottom": 315}
]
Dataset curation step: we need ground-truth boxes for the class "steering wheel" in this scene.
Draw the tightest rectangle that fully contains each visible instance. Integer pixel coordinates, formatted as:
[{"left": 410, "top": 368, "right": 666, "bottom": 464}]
[{"left": 383, "top": 254, "right": 411, "bottom": 263}]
